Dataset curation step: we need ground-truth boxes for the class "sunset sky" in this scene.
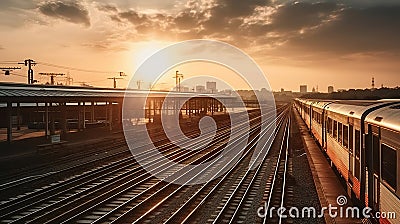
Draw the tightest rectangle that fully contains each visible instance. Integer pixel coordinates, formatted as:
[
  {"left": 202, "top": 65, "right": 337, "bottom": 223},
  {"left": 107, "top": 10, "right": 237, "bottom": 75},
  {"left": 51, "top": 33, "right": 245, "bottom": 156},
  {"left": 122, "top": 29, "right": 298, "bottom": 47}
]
[{"left": 0, "top": 0, "right": 399, "bottom": 92}]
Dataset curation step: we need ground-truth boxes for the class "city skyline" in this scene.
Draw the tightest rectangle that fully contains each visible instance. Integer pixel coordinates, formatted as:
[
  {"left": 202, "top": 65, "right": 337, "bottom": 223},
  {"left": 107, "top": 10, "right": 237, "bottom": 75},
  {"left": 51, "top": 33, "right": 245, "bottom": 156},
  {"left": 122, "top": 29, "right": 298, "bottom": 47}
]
[{"left": 0, "top": 0, "right": 400, "bottom": 91}]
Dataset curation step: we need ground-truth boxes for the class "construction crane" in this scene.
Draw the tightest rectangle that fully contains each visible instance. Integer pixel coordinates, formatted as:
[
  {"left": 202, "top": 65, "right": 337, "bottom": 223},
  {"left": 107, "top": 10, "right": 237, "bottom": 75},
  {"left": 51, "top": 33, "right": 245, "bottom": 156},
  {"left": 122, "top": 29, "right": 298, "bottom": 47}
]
[
  {"left": 1, "top": 67, "right": 21, "bottom": 75},
  {"left": 136, "top": 80, "right": 144, "bottom": 90},
  {"left": 64, "top": 72, "right": 73, "bottom": 86},
  {"left": 39, "top": 73, "right": 65, "bottom": 85},
  {"left": 108, "top": 77, "right": 123, "bottom": 88},
  {"left": 173, "top": 70, "right": 184, "bottom": 92}
]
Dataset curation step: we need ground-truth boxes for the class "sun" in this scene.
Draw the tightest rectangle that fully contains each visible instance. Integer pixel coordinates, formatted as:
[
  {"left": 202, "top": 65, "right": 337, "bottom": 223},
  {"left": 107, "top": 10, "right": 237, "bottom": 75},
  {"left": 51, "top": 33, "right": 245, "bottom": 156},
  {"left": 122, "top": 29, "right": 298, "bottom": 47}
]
[
  {"left": 131, "top": 40, "right": 172, "bottom": 67},
  {"left": 127, "top": 40, "right": 176, "bottom": 89}
]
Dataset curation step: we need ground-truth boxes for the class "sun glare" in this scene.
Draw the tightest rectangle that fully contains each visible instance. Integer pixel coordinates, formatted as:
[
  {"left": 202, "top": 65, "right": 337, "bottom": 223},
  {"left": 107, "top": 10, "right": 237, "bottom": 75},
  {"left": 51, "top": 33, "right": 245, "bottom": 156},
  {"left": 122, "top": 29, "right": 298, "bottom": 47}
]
[{"left": 131, "top": 41, "right": 172, "bottom": 67}]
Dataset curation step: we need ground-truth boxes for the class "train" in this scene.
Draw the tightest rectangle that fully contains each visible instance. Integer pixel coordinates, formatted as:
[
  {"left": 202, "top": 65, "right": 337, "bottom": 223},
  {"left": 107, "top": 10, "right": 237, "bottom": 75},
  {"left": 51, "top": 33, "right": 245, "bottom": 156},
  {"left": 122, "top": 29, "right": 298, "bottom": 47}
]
[{"left": 294, "top": 98, "right": 399, "bottom": 223}]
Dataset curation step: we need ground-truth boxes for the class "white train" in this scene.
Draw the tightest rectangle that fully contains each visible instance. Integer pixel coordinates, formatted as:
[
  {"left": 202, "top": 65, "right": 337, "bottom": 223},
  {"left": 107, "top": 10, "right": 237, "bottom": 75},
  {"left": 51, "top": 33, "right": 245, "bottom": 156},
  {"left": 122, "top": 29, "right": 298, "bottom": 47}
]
[{"left": 295, "top": 98, "right": 400, "bottom": 223}]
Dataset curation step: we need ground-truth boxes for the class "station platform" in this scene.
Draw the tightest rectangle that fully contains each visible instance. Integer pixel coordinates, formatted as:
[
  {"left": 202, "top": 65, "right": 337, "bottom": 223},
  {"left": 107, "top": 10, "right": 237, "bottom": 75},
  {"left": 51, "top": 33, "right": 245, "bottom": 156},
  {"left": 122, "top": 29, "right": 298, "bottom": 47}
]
[{"left": 294, "top": 109, "right": 363, "bottom": 224}]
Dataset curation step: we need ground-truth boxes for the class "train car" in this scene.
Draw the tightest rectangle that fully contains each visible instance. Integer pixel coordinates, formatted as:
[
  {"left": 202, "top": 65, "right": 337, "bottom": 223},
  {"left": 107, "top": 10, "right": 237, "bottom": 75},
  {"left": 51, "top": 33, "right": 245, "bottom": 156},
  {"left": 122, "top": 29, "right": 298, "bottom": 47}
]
[
  {"left": 294, "top": 98, "right": 400, "bottom": 223},
  {"left": 324, "top": 101, "right": 382, "bottom": 200},
  {"left": 365, "top": 103, "right": 400, "bottom": 224},
  {"left": 302, "top": 99, "right": 314, "bottom": 129},
  {"left": 310, "top": 101, "right": 331, "bottom": 150},
  {"left": 295, "top": 98, "right": 308, "bottom": 120}
]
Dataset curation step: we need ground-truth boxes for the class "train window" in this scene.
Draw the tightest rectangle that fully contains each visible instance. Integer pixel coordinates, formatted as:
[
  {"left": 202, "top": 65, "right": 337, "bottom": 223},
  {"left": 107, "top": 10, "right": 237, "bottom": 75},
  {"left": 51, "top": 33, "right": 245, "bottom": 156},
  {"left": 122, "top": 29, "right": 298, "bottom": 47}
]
[
  {"left": 349, "top": 125, "right": 353, "bottom": 153},
  {"left": 381, "top": 144, "right": 397, "bottom": 190},
  {"left": 338, "top": 122, "right": 343, "bottom": 144},
  {"left": 373, "top": 135, "right": 380, "bottom": 174},
  {"left": 343, "top": 125, "right": 349, "bottom": 148},
  {"left": 327, "top": 117, "right": 332, "bottom": 134},
  {"left": 333, "top": 120, "right": 337, "bottom": 139},
  {"left": 355, "top": 130, "right": 360, "bottom": 158}
]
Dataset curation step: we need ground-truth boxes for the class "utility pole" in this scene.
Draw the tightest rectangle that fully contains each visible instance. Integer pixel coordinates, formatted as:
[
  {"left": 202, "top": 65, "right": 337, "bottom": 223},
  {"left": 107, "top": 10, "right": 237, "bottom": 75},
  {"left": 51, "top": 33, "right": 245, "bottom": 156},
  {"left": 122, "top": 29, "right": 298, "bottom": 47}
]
[
  {"left": 173, "top": 70, "right": 183, "bottom": 92},
  {"left": 39, "top": 73, "right": 65, "bottom": 85},
  {"left": 18, "top": 59, "right": 37, "bottom": 84},
  {"left": 108, "top": 77, "right": 123, "bottom": 88},
  {"left": 1, "top": 67, "right": 21, "bottom": 75}
]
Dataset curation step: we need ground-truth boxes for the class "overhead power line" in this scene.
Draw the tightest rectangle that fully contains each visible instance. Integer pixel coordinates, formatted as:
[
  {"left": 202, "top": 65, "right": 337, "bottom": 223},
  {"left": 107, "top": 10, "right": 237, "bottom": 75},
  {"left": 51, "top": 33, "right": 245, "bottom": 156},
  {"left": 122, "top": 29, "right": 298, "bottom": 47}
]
[
  {"left": 1, "top": 67, "right": 21, "bottom": 75},
  {"left": 0, "top": 62, "right": 20, "bottom": 64},
  {"left": 37, "top": 61, "right": 120, "bottom": 74},
  {"left": 9, "top": 72, "right": 26, "bottom": 78}
]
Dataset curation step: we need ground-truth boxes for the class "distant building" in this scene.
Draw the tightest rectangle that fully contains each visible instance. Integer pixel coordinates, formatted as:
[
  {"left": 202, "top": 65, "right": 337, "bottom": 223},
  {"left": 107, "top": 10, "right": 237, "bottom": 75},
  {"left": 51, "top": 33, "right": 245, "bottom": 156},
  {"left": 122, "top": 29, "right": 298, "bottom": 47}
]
[
  {"left": 220, "top": 89, "right": 232, "bottom": 95},
  {"left": 206, "top": 81, "right": 217, "bottom": 93},
  {"left": 328, "top": 86, "right": 334, "bottom": 93},
  {"left": 312, "top": 87, "right": 316, "bottom": 93},
  {"left": 300, "top": 85, "right": 307, "bottom": 93},
  {"left": 196, "top": 85, "right": 206, "bottom": 93}
]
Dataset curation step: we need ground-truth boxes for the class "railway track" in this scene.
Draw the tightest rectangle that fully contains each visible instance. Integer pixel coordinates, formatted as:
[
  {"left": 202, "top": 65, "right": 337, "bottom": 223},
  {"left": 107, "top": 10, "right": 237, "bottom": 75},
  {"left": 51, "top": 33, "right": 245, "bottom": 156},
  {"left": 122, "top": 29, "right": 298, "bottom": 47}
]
[
  {"left": 0, "top": 110, "right": 253, "bottom": 198},
  {"left": 161, "top": 109, "right": 288, "bottom": 224},
  {"left": 261, "top": 113, "right": 290, "bottom": 224},
  {"left": 157, "top": 107, "right": 290, "bottom": 224},
  {"left": 0, "top": 108, "right": 270, "bottom": 223},
  {"left": 0, "top": 105, "right": 293, "bottom": 223}
]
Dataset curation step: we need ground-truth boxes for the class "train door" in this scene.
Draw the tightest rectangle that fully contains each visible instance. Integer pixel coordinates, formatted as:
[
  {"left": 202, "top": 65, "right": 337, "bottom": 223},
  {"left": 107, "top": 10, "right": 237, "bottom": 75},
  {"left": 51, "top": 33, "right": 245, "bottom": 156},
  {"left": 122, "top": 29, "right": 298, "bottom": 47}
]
[
  {"left": 372, "top": 132, "right": 380, "bottom": 212},
  {"left": 322, "top": 112, "right": 327, "bottom": 150},
  {"left": 348, "top": 123, "right": 354, "bottom": 194},
  {"left": 368, "top": 124, "right": 381, "bottom": 212}
]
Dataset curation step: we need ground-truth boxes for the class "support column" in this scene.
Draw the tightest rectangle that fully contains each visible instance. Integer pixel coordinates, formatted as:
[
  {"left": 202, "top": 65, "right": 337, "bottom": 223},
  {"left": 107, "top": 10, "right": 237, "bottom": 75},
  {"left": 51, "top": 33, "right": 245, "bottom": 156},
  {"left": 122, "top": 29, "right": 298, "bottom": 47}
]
[
  {"left": 105, "top": 102, "right": 109, "bottom": 126},
  {"left": 118, "top": 100, "right": 122, "bottom": 125},
  {"left": 196, "top": 99, "right": 199, "bottom": 116},
  {"left": 109, "top": 101, "right": 113, "bottom": 131},
  {"left": 50, "top": 103, "right": 55, "bottom": 135},
  {"left": 60, "top": 102, "right": 67, "bottom": 136},
  {"left": 152, "top": 99, "right": 156, "bottom": 119},
  {"left": 158, "top": 99, "right": 162, "bottom": 115},
  {"left": 45, "top": 102, "right": 49, "bottom": 138},
  {"left": 188, "top": 99, "right": 192, "bottom": 118},
  {"left": 7, "top": 102, "right": 12, "bottom": 143},
  {"left": 83, "top": 102, "right": 86, "bottom": 129},
  {"left": 144, "top": 100, "right": 148, "bottom": 121},
  {"left": 17, "top": 102, "right": 21, "bottom": 131},
  {"left": 211, "top": 98, "right": 214, "bottom": 116},
  {"left": 77, "top": 102, "right": 82, "bottom": 131},
  {"left": 91, "top": 101, "right": 95, "bottom": 122},
  {"left": 224, "top": 101, "right": 227, "bottom": 113}
]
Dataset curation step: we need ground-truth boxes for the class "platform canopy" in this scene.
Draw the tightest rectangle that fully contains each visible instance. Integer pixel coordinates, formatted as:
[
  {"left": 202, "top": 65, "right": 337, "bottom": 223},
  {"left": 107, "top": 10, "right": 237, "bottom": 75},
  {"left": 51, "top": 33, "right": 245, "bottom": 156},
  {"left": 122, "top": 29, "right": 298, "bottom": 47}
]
[{"left": 0, "top": 82, "right": 235, "bottom": 103}]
